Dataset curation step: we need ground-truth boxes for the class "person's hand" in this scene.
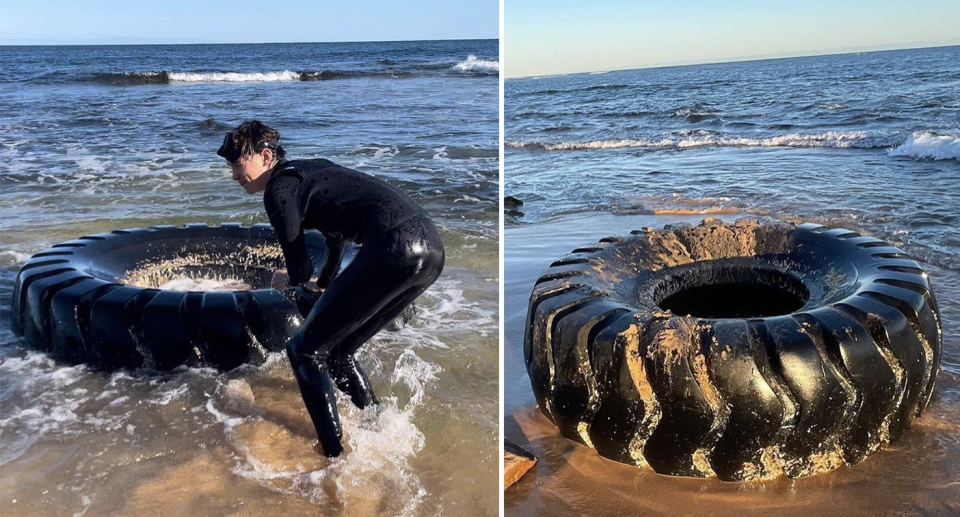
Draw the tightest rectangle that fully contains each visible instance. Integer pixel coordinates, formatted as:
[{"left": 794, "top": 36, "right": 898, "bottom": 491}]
[{"left": 271, "top": 268, "right": 289, "bottom": 291}]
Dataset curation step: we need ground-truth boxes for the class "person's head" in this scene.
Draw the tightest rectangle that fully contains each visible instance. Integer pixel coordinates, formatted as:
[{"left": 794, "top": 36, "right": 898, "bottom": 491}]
[{"left": 218, "top": 120, "right": 287, "bottom": 194}]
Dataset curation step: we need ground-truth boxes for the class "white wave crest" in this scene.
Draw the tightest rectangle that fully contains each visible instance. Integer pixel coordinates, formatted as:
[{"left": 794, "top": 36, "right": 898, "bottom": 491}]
[
  {"left": 888, "top": 131, "right": 960, "bottom": 161},
  {"left": 507, "top": 131, "right": 899, "bottom": 151},
  {"left": 168, "top": 71, "right": 300, "bottom": 82},
  {"left": 453, "top": 55, "right": 499, "bottom": 74}
]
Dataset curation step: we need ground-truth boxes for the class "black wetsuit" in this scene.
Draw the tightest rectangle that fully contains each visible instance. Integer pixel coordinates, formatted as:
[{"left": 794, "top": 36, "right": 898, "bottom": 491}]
[{"left": 263, "top": 158, "right": 445, "bottom": 457}]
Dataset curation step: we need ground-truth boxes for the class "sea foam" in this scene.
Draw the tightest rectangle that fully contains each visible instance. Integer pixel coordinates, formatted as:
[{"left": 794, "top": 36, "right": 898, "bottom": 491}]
[
  {"left": 888, "top": 131, "right": 960, "bottom": 161},
  {"left": 0, "top": 249, "right": 31, "bottom": 266},
  {"left": 0, "top": 354, "right": 92, "bottom": 465}
]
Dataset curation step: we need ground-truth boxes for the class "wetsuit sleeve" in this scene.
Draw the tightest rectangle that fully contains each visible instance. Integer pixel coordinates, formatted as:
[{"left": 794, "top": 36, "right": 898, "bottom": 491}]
[
  {"left": 316, "top": 234, "right": 346, "bottom": 288},
  {"left": 263, "top": 175, "right": 315, "bottom": 286}
]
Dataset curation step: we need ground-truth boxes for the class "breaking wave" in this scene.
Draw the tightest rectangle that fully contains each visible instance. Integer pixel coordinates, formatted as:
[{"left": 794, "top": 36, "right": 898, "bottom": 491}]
[
  {"left": 91, "top": 70, "right": 339, "bottom": 84},
  {"left": 75, "top": 63, "right": 497, "bottom": 85},
  {"left": 888, "top": 131, "right": 960, "bottom": 161},
  {"left": 167, "top": 71, "right": 301, "bottom": 82},
  {"left": 452, "top": 55, "right": 499, "bottom": 75},
  {"left": 507, "top": 130, "right": 909, "bottom": 151}
]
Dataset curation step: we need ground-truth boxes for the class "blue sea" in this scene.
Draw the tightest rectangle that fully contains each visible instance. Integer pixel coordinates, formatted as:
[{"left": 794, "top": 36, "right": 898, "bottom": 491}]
[
  {"left": 0, "top": 40, "right": 499, "bottom": 516},
  {"left": 505, "top": 46, "right": 960, "bottom": 516}
]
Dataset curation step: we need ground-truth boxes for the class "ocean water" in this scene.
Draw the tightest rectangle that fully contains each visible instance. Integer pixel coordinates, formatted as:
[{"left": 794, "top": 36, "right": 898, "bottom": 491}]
[
  {"left": 0, "top": 40, "right": 499, "bottom": 516},
  {"left": 505, "top": 46, "right": 960, "bottom": 515}
]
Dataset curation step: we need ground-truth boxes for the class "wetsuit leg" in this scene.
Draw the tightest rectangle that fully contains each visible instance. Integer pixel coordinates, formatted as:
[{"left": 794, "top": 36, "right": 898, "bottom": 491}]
[
  {"left": 328, "top": 284, "right": 431, "bottom": 408},
  {"left": 286, "top": 253, "right": 412, "bottom": 456},
  {"left": 326, "top": 216, "right": 445, "bottom": 408},
  {"left": 285, "top": 217, "right": 443, "bottom": 456},
  {"left": 285, "top": 337, "right": 343, "bottom": 456}
]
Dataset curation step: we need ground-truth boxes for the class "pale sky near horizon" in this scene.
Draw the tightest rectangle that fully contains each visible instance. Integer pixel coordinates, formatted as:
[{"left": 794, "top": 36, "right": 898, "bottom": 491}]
[
  {"left": 0, "top": 0, "right": 498, "bottom": 45},
  {"left": 506, "top": 0, "right": 960, "bottom": 78}
]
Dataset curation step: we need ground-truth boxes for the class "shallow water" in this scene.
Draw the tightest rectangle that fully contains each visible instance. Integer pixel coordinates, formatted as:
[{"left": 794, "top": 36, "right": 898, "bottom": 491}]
[
  {"left": 0, "top": 40, "right": 498, "bottom": 516},
  {"left": 505, "top": 46, "right": 960, "bottom": 515}
]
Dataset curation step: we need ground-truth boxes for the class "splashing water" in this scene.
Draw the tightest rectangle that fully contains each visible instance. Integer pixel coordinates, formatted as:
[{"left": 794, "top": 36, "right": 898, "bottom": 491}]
[
  {"left": 205, "top": 348, "right": 440, "bottom": 515},
  {"left": 157, "top": 277, "right": 253, "bottom": 291}
]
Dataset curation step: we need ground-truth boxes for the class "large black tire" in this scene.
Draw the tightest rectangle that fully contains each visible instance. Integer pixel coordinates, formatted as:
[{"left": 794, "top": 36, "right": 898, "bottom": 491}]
[
  {"left": 524, "top": 218, "right": 942, "bottom": 481},
  {"left": 11, "top": 223, "right": 324, "bottom": 371}
]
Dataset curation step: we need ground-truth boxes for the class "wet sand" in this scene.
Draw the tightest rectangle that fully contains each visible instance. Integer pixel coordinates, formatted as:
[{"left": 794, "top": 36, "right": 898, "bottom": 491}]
[{"left": 504, "top": 212, "right": 960, "bottom": 517}]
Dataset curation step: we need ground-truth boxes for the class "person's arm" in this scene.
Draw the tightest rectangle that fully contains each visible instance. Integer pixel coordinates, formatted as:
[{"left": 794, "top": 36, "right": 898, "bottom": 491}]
[
  {"left": 316, "top": 233, "right": 346, "bottom": 288},
  {"left": 263, "top": 174, "right": 315, "bottom": 286}
]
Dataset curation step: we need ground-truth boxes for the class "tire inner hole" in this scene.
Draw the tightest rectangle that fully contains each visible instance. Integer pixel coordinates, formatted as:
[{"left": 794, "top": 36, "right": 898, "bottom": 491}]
[{"left": 655, "top": 264, "right": 809, "bottom": 319}]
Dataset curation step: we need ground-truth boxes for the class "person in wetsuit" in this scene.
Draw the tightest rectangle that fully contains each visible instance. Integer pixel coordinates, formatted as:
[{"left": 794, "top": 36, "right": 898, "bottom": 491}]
[{"left": 218, "top": 120, "right": 444, "bottom": 457}]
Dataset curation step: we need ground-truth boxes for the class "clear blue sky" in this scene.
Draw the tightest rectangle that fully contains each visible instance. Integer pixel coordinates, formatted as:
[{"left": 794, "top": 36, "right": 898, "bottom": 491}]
[
  {"left": 506, "top": 0, "right": 960, "bottom": 77},
  {"left": 0, "top": 0, "right": 498, "bottom": 45}
]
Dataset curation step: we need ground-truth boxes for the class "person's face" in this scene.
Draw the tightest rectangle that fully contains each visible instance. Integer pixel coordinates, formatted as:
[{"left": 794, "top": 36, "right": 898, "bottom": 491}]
[{"left": 229, "top": 148, "right": 274, "bottom": 194}]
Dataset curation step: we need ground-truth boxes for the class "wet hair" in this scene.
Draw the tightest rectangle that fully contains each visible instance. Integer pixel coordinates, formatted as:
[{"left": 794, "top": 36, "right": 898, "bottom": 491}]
[{"left": 217, "top": 120, "right": 287, "bottom": 164}]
